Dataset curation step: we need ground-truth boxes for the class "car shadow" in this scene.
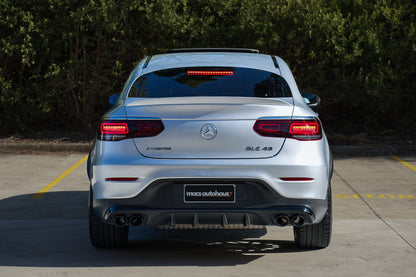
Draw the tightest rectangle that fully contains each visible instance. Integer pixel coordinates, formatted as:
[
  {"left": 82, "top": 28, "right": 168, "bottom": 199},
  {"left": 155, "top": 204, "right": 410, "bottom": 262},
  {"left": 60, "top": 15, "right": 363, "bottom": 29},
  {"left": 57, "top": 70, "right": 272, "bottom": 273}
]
[{"left": 0, "top": 191, "right": 313, "bottom": 268}]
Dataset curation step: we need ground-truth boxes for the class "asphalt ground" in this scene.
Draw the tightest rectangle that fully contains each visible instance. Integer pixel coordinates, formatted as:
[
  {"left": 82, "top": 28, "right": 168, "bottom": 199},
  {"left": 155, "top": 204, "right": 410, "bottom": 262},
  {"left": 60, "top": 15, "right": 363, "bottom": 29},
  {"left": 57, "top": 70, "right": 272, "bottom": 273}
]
[{"left": 0, "top": 153, "right": 415, "bottom": 276}]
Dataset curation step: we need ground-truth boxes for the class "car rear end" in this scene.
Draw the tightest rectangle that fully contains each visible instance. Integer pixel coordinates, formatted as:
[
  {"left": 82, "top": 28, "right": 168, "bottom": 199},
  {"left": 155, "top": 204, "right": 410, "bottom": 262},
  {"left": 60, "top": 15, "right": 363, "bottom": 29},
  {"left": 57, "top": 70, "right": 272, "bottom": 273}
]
[{"left": 88, "top": 49, "right": 332, "bottom": 248}]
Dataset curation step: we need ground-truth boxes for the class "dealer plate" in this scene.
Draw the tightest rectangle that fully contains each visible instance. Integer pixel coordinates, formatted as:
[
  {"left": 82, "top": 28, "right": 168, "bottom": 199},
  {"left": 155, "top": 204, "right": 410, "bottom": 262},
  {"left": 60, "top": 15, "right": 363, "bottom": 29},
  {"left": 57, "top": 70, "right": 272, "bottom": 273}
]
[{"left": 184, "top": 184, "right": 236, "bottom": 203}]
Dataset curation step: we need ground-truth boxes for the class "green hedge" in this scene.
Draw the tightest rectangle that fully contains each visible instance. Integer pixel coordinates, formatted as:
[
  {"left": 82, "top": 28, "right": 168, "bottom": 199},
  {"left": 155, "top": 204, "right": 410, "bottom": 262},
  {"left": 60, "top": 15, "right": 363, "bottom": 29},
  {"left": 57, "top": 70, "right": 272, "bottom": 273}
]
[{"left": 1, "top": 0, "right": 415, "bottom": 138}]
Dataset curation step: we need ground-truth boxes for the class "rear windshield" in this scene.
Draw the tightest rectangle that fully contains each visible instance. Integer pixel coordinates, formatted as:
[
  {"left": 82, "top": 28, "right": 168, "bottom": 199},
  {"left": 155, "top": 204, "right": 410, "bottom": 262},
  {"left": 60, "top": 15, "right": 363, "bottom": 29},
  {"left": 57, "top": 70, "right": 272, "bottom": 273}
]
[{"left": 128, "top": 67, "right": 292, "bottom": 98}]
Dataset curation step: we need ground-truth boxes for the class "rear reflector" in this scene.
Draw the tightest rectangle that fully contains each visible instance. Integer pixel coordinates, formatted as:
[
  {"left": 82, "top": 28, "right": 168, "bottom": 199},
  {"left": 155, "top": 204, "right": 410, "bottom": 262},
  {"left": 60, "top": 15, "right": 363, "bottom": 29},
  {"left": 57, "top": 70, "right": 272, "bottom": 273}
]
[
  {"left": 254, "top": 118, "right": 322, "bottom": 140},
  {"left": 105, "top": 177, "right": 138, "bottom": 182},
  {"left": 98, "top": 119, "right": 164, "bottom": 141},
  {"left": 280, "top": 177, "right": 314, "bottom": 182},
  {"left": 187, "top": 70, "right": 234, "bottom": 76}
]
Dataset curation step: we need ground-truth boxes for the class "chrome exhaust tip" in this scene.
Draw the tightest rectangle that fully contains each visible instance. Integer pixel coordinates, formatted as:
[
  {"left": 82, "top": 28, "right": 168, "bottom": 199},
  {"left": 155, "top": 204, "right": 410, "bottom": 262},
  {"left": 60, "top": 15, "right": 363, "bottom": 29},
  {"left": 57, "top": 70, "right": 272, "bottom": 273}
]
[
  {"left": 275, "top": 215, "right": 290, "bottom": 226},
  {"left": 130, "top": 215, "right": 143, "bottom": 226},
  {"left": 291, "top": 215, "right": 305, "bottom": 227},
  {"left": 114, "top": 214, "right": 128, "bottom": 226}
]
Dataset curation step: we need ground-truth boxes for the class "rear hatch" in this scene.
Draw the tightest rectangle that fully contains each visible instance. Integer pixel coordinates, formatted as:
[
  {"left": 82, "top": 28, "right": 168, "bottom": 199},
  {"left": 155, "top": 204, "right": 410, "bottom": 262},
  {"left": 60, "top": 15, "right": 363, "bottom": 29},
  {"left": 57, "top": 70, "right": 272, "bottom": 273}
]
[{"left": 126, "top": 97, "right": 293, "bottom": 159}]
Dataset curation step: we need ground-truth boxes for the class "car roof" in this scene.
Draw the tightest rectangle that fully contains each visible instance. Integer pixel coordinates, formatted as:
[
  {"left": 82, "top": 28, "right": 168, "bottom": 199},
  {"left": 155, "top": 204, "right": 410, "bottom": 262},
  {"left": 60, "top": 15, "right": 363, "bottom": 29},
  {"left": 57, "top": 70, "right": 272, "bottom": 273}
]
[{"left": 141, "top": 51, "right": 280, "bottom": 75}]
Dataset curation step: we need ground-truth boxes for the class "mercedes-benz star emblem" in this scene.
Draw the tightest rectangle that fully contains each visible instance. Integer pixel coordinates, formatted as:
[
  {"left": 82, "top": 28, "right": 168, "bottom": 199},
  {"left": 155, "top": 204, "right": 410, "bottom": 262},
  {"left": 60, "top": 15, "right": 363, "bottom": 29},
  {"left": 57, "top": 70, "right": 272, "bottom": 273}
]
[{"left": 200, "top": 124, "right": 217, "bottom": 140}]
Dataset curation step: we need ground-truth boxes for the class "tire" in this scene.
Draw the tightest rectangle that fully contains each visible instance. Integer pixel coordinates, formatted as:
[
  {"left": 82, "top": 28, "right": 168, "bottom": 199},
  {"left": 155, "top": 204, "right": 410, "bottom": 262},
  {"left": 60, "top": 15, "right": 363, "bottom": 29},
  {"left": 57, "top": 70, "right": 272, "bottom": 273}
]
[
  {"left": 89, "top": 187, "right": 129, "bottom": 248},
  {"left": 294, "top": 185, "right": 332, "bottom": 249}
]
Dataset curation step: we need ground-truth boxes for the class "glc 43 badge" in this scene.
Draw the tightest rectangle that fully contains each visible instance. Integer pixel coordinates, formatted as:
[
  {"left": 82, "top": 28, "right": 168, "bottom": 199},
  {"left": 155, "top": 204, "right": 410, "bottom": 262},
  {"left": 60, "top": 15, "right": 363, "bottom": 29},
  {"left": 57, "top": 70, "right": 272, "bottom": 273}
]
[{"left": 245, "top": 146, "right": 273, "bottom": 151}]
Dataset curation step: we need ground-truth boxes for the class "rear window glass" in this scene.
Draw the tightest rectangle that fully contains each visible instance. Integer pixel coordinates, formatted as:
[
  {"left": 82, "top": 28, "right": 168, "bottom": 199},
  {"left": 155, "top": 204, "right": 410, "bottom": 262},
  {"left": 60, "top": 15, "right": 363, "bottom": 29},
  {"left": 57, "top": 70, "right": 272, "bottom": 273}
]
[{"left": 128, "top": 67, "right": 291, "bottom": 98}]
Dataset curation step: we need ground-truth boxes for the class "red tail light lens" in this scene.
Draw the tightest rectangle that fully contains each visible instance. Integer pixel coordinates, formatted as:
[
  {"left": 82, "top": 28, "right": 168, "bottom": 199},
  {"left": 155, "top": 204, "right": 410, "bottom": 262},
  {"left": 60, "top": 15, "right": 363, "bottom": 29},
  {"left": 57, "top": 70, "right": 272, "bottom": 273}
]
[
  {"left": 101, "top": 122, "right": 128, "bottom": 135},
  {"left": 98, "top": 119, "right": 164, "bottom": 141},
  {"left": 254, "top": 118, "right": 322, "bottom": 141},
  {"left": 253, "top": 120, "right": 291, "bottom": 137},
  {"left": 135, "top": 122, "right": 164, "bottom": 136},
  {"left": 289, "top": 120, "right": 321, "bottom": 140}
]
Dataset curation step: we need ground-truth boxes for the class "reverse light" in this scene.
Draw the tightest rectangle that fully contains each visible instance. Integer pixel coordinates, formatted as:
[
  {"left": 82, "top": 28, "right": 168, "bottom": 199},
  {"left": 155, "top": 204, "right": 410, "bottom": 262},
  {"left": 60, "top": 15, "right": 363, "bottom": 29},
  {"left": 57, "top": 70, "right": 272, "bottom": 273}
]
[
  {"left": 187, "top": 70, "right": 234, "bottom": 76},
  {"left": 98, "top": 119, "right": 164, "bottom": 141},
  {"left": 253, "top": 118, "right": 322, "bottom": 141}
]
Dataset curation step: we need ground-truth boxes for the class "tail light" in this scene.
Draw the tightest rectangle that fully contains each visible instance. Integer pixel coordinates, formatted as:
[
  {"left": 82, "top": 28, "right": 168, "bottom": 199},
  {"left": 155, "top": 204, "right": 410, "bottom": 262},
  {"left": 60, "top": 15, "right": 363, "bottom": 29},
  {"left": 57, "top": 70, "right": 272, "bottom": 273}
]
[
  {"left": 253, "top": 118, "right": 322, "bottom": 141},
  {"left": 99, "top": 119, "right": 164, "bottom": 141}
]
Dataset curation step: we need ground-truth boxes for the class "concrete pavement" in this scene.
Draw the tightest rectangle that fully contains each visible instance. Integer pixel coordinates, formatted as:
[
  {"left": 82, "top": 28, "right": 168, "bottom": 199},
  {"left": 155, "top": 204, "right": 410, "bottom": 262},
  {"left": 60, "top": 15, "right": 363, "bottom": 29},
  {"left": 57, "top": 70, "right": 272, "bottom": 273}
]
[{"left": 0, "top": 153, "right": 415, "bottom": 276}]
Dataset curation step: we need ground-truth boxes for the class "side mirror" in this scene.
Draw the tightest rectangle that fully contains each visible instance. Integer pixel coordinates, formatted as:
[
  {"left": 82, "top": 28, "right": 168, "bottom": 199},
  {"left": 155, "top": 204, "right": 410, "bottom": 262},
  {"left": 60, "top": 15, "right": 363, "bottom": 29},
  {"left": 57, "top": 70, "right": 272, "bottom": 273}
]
[
  {"left": 109, "top": 94, "right": 120, "bottom": 106},
  {"left": 301, "top": 92, "right": 321, "bottom": 107}
]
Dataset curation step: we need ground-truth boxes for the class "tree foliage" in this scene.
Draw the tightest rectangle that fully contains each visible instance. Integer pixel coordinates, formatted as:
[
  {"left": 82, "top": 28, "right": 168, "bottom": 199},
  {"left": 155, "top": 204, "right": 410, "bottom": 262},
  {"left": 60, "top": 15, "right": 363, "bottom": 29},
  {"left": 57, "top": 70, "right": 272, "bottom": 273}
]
[{"left": 1, "top": 0, "right": 415, "bottom": 137}]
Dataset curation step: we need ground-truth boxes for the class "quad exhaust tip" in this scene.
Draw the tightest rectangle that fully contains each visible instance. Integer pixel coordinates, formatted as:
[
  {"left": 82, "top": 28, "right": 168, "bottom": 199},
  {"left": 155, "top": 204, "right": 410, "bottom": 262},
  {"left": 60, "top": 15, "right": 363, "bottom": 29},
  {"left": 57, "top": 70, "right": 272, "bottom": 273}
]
[
  {"left": 275, "top": 215, "right": 290, "bottom": 226},
  {"left": 275, "top": 214, "right": 306, "bottom": 227},
  {"left": 130, "top": 215, "right": 143, "bottom": 226},
  {"left": 113, "top": 214, "right": 144, "bottom": 226},
  {"left": 291, "top": 215, "right": 305, "bottom": 227},
  {"left": 114, "top": 215, "right": 128, "bottom": 226}
]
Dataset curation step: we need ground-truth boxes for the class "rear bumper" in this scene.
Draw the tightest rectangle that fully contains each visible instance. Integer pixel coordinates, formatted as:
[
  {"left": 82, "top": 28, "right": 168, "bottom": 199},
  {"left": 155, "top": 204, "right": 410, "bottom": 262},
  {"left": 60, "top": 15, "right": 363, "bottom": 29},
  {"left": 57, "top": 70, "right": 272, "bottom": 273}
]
[
  {"left": 90, "top": 137, "right": 332, "bottom": 200},
  {"left": 92, "top": 178, "right": 329, "bottom": 226}
]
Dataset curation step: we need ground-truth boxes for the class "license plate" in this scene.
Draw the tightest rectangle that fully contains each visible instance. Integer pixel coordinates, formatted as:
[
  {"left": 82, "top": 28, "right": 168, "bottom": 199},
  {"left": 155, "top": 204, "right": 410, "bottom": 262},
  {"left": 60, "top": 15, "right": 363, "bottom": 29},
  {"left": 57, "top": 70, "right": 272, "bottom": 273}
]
[{"left": 184, "top": 184, "right": 235, "bottom": 203}]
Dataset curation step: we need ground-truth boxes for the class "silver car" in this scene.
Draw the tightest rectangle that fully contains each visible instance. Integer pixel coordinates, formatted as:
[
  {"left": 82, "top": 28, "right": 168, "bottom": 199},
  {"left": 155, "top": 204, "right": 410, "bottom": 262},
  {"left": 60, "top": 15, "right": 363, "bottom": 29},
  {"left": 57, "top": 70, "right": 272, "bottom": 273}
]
[{"left": 87, "top": 48, "right": 333, "bottom": 249}]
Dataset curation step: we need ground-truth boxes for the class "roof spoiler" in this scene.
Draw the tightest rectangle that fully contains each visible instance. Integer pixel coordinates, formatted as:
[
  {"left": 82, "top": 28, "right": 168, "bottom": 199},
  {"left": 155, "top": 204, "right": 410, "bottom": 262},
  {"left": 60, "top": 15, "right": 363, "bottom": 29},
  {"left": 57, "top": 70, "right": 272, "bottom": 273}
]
[{"left": 166, "top": 48, "right": 260, "bottom": 54}]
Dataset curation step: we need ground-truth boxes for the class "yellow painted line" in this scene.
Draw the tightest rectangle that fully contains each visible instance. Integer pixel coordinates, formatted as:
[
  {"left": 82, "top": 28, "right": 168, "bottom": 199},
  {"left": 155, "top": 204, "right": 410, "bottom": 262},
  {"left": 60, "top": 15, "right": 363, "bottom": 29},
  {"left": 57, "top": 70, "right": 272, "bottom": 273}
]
[
  {"left": 335, "top": 194, "right": 416, "bottom": 199},
  {"left": 32, "top": 155, "right": 89, "bottom": 199},
  {"left": 392, "top": 155, "right": 416, "bottom": 172}
]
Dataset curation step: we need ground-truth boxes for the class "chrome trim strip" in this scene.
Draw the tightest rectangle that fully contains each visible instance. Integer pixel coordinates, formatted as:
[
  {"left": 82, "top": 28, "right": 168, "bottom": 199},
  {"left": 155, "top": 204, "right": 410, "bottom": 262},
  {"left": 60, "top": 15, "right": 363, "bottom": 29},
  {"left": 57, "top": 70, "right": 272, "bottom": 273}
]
[
  {"left": 291, "top": 116, "right": 318, "bottom": 120},
  {"left": 103, "top": 117, "right": 160, "bottom": 120},
  {"left": 126, "top": 116, "right": 161, "bottom": 120},
  {"left": 257, "top": 116, "right": 291, "bottom": 120},
  {"left": 257, "top": 116, "right": 317, "bottom": 120}
]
